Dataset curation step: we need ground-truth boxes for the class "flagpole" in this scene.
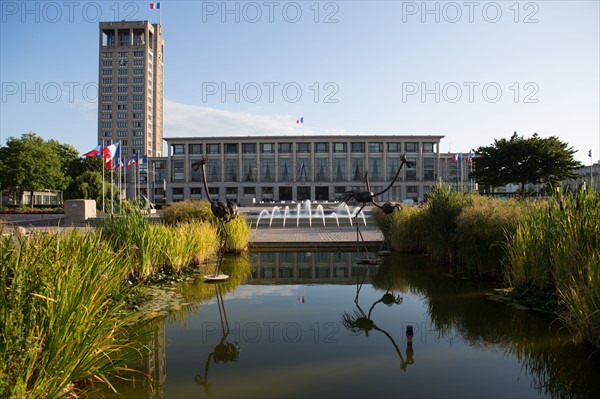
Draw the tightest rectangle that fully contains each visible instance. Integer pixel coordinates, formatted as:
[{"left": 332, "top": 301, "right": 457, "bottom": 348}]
[
  {"left": 110, "top": 164, "right": 114, "bottom": 214},
  {"left": 102, "top": 161, "right": 105, "bottom": 213}
]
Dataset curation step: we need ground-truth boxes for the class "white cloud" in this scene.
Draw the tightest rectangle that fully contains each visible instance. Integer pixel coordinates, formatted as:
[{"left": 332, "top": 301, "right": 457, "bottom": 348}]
[{"left": 164, "top": 99, "right": 348, "bottom": 137}]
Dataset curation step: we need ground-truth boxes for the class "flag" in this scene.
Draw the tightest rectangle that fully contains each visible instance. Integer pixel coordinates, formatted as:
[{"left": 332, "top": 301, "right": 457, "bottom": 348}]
[
  {"left": 115, "top": 157, "right": 124, "bottom": 170},
  {"left": 83, "top": 144, "right": 102, "bottom": 157},
  {"left": 296, "top": 117, "right": 304, "bottom": 124},
  {"left": 150, "top": 2, "right": 160, "bottom": 9},
  {"left": 127, "top": 153, "right": 139, "bottom": 168},
  {"left": 589, "top": 149, "right": 593, "bottom": 158},
  {"left": 466, "top": 150, "right": 473, "bottom": 164},
  {"left": 102, "top": 141, "right": 120, "bottom": 169},
  {"left": 139, "top": 155, "right": 148, "bottom": 165},
  {"left": 452, "top": 153, "right": 463, "bottom": 162}
]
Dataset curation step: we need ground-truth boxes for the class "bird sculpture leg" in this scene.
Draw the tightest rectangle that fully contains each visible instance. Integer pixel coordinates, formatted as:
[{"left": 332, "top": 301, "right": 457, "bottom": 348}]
[
  {"left": 353, "top": 204, "right": 371, "bottom": 258},
  {"left": 215, "top": 219, "right": 228, "bottom": 276}
]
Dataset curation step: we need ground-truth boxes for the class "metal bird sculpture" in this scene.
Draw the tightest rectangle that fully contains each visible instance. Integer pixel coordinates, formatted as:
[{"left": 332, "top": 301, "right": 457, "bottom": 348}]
[
  {"left": 192, "top": 158, "right": 239, "bottom": 281},
  {"left": 338, "top": 154, "right": 413, "bottom": 215},
  {"left": 338, "top": 154, "right": 413, "bottom": 255}
]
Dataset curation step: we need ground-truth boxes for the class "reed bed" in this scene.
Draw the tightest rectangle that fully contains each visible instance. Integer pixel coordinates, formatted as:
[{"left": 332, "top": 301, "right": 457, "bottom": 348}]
[
  {"left": 506, "top": 187, "right": 600, "bottom": 346},
  {"left": 375, "top": 205, "right": 427, "bottom": 253},
  {"left": 0, "top": 230, "right": 144, "bottom": 399}
]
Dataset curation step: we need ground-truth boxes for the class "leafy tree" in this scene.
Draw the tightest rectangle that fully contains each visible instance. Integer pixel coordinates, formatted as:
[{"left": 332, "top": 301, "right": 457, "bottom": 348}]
[
  {"left": 472, "top": 132, "right": 582, "bottom": 196},
  {"left": 0, "top": 133, "right": 68, "bottom": 206}
]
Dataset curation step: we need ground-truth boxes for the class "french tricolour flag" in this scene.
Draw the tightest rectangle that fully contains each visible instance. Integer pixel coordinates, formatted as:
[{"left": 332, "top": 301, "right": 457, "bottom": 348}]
[
  {"left": 150, "top": 2, "right": 160, "bottom": 9},
  {"left": 82, "top": 144, "right": 102, "bottom": 157},
  {"left": 102, "top": 141, "right": 121, "bottom": 169}
]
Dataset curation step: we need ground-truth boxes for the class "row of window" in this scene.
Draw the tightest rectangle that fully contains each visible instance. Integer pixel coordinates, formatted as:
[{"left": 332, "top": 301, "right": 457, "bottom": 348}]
[
  {"left": 102, "top": 68, "right": 146, "bottom": 76},
  {"left": 101, "top": 104, "right": 144, "bottom": 111},
  {"left": 171, "top": 157, "right": 435, "bottom": 183},
  {"left": 172, "top": 141, "right": 436, "bottom": 155},
  {"left": 100, "top": 122, "right": 144, "bottom": 128},
  {"left": 100, "top": 113, "right": 145, "bottom": 120},
  {"left": 100, "top": 95, "right": 146, "bottom": 102},
  {"left": 171, "top": 185, "right": 422, "bottom": 198},
  {"left": 101, "top": 77, "right": 146, "bottom": 84},
  {"left": 102, "top": 51, "right": 144, "bottom": 58}
]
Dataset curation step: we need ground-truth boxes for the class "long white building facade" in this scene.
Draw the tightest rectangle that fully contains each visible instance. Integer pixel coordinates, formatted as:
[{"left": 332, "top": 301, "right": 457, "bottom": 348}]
[{"left": 158, "top": 135, "right": 452, "bottom": 204}]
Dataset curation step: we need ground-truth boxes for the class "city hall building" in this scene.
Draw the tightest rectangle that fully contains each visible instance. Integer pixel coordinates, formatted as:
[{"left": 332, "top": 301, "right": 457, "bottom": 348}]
[{"left": 158, "top": 135, "right": 451, "bottom": 205}]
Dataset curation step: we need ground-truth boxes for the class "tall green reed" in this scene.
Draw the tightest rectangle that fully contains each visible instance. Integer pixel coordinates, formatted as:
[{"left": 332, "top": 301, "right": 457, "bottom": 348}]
[{"left": 0, "top": 230, "right": 144, "bottom": 399}]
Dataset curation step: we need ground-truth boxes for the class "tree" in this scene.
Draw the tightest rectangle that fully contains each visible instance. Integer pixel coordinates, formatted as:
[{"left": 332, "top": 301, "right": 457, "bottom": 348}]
[
  {"left": 472, "top": 132, "right": 582, "bottom": 196},
  {"left": 0, "top": 133, "right": 68, "bottom": 206}
]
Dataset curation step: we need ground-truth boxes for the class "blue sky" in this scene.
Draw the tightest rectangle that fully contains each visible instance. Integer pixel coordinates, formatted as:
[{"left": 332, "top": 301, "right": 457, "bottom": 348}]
[{"left": 1, "top": 1, "right": 598, "bottom": 164}]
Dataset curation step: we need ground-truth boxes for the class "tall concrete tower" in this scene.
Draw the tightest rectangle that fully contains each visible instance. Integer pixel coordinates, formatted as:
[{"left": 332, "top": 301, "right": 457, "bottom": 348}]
[{"left": 98, "top": 21, "right": 164, "bottom": 159}]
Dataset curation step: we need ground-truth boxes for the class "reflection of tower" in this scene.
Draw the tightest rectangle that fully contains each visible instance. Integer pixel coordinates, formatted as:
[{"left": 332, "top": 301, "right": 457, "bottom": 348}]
[
  {"left": 353, "top": 163, "right": 361, "bottom": 181},
  {"left": 146, "top": 317, "right": 167, "bottom": 397},
  {"left": 335, "top": 161, "right": 344, "bottom": 181},
  {"left": 264, "top": 163, "right": 271, "bottom": 181}
]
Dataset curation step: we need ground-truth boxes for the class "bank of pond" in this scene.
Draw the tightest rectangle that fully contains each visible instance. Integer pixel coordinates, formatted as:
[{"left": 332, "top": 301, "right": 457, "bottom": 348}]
[{"left": 1, "top": 187, "right": 598, "bottom": 398}]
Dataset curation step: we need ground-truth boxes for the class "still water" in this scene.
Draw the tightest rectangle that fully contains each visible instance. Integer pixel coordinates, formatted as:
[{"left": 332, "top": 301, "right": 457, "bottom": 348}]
[{"left": 105, "top": 252, "right": 600, "bottom": 398}]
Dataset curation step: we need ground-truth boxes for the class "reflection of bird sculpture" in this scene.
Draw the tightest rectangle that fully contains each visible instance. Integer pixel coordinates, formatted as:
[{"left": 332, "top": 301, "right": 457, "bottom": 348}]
[
  {"left": 192, "top": 158, "right": 239, "bottom": 280},
  {"left": 194, "top": 284, "right": 240, "bottom": 393},
  {"left": 338, "top": 154, "right": 413, "bottom": 215},
  {"left": 341, "top": 265, "right": 412, "bottom": 370}
]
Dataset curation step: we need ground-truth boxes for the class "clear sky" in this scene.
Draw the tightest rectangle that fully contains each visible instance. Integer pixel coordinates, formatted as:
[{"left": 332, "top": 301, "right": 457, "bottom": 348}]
[{"left": 1, "top": 1, "right": 598, "bottom": 164}]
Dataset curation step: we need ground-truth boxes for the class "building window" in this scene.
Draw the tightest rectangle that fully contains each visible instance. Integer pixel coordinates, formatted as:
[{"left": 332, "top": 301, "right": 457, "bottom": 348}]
[
  {"left": 405, "top": 142, "right": 418, "bottom": 153},
  {"left": 118, "top": 104, "right": 127, "bottom": 110},
  {"left": 102, "top": 131, "right": 112, "bottom": 137},
  {"left": 226, "top": 187, "right": 238, "bottom": 196},
  {"left": 369, "top": 158, "right": 382, "bottom": 181},
  {"left": 387, "top": 157, "right": 400, "bottom": 180},
  {"left": 368, "top": 142, "right": 383, "bottom": 153},
  {"left": 407, "top": 186, "right": 418, "bottom": 194},
  {"left": 102, "top": 78, "right": 112, "bottom": 84},
  {"left": 189, "top": 144, "right": 202, "bottom": 154},
  {"left": 261, "top": 143, "right": 274, "bottom": 153},
  {"left": 423, "top": 157, "right": 435, "bottom": 180},
  {"left": 333, "top": 158, "right": 346, "bottom": 181},
  {"left": 207, "top": 144, "right": 220, "bottom": 154},
  {"left": 297, "top": 142, "right": 311, "bottom": 153},
  {"left": 101, "top": 96, "right": 112, "bottom": 102},
  {"left": 102, "top": 69, "right": 112, "bottom": 76},
  {"left": 387, "top": 142, "right": 401, "bottom": 152},
  {"left": 261, "top": 158, "right": 274, "bottom": 181},
  {"left": 315, "top": 142, "right": 329, "bottom": 153},
  {"left": 190, "top": 160, "right": 202, "bottom": 183},
  {"left": 334, "top": 186, "right": 347, "bottom": 195},
  {"left": 315, "top": 158, "right": 328, "bottom": 182},
  {"left": 244, "top": 187, "right": 255, "bottom": 195},
  {"left": 117, "top": 113, "right": 127, "bottom": 119},
  {"left": 242, "top": 143, "right": 256, "bottom": 154},
  {"left": 117, "top": 131, "right": 127, "bottom": 137},
  {"left": 351, "top": 142, "right": 365, "bottom": 153},
  {"left": 172, "top": 144, "right": 185, "bottom": 155},
  {"left": 423, "top": 142, "right": 435, "bottom": 153},
  {"left": 406, "top": 157, "right": 417, "bottom": 180},
  {"left": 117, "top": 95, "right": 128, "bottom": 102},
  {"left": 101, "top": 122, "right": 112, "bottom": 128},
  {"left": 117, "top": 77, "right": 128, "bottom": 84},
  {"left": 225, "top": 159, "right": 238, "bottom": 182},
  {"left": 297, "top": 158, "right": 310, "bottom": 182},
  {"left": 261, "top": 187, "right": 274, "bottom": 195},
  {"left": 172, "top": 187, "right": 184, "bottom": 196},
  {"left": 333, "top": 142, "right": 347, "bottom": 153},
  {"left": 173, "top": 160, "right": 184, "bottom": 182},
  {"left": 278, "top": 143, "right": 292, "bottom": 153},
  {"left": 351, "top": 159, "right": 364, "bottom": 181},
  {"left": 102, "top": 87, "right": 112, "bottom": 93},
  {"left": 278, "top": 158, "right": 292, "bottom": 182},
  {"left": 207, "top": 159, "right": 221, "bottom": 182},
  {"left": 224, "top": 143, "right": 239, "bottom": 154},
  {"left": 190, "top": 187, "right": 202, "bottom": 196},
  {"left": 243, "top": 159, "right": 257, "bottom": 182}
]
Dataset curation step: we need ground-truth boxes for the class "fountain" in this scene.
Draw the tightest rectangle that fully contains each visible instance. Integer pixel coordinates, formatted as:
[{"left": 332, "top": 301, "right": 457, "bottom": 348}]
[{"left": 254, "top": 200, "right": 367, "bottom": 229}]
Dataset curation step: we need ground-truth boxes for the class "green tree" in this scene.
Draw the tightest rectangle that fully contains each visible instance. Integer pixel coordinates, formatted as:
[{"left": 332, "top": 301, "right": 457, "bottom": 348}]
[
  {"left": 0, "top": 133, "right": 68, "bottom": 206},
  {"left": 472, "top": 132, "right": 582, "bottom": 196}
]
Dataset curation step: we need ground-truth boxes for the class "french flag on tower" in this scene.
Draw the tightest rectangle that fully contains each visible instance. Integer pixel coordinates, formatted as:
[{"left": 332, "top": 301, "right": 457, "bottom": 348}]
[
  {"left": 296, "top": 117, "right": 304, "bottom": 124},
  {"left": 150, "top": 2, "right": 160, "bottom": 9},
  {"left": 82, "top": 144, "right": 102, "bottom": 157}
]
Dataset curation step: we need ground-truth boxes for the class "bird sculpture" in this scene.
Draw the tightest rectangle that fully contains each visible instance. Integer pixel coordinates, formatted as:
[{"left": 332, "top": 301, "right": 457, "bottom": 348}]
[
  {"left": 338, "top": 154, "right": 413, "bottom": 254},
  {"left": 192, "top": 158, "right": 239, "bottom": 281},
  {"left": 338, "top": 154, "right": 413, "bottom": 215}
]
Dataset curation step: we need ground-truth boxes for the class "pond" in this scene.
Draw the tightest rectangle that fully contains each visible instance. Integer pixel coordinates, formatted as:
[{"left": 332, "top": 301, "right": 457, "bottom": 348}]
[{"left": 102, "top": 251, "right": 600, "bottom": 398}]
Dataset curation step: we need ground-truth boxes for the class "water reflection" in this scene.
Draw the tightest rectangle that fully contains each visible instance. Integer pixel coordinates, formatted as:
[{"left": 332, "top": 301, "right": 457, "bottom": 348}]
[
  {"left": 341, "top": 265, "right": 413, "bottom": 371},
  {"left": 194, "top": 283, "right": 241, "bottom": 393},
  {"left": 98, "top": 252, "right": 600, "bottom": 399}
]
